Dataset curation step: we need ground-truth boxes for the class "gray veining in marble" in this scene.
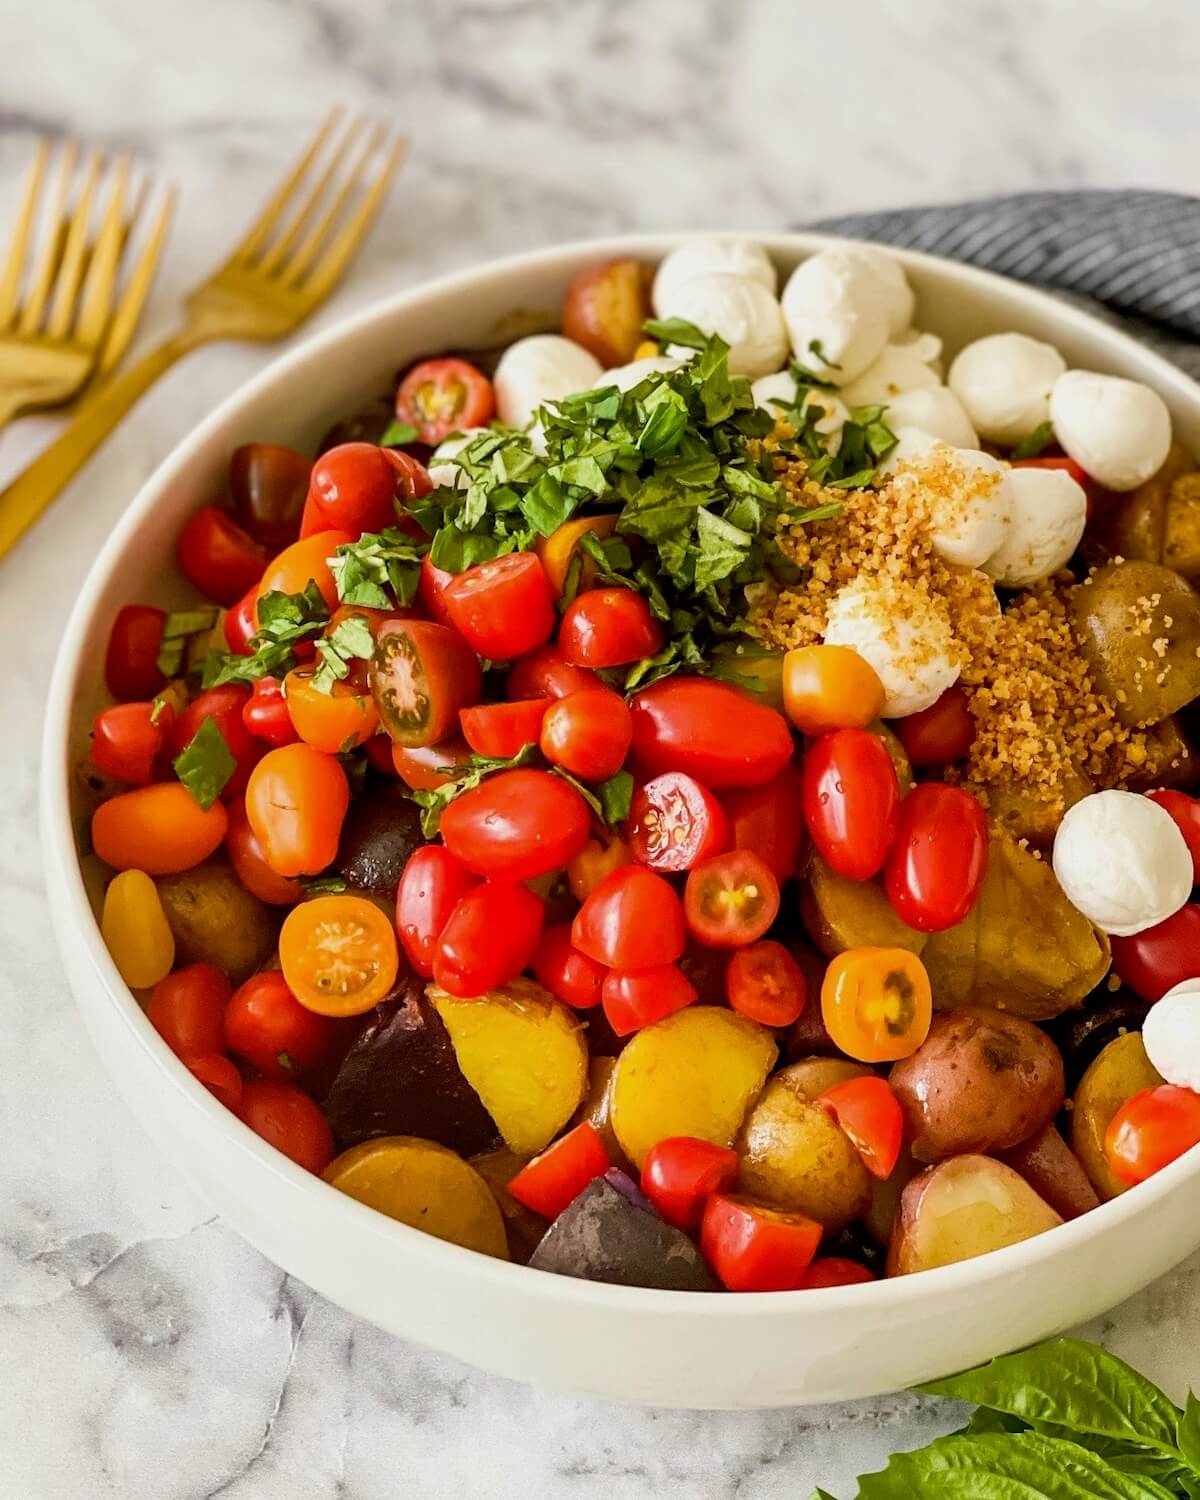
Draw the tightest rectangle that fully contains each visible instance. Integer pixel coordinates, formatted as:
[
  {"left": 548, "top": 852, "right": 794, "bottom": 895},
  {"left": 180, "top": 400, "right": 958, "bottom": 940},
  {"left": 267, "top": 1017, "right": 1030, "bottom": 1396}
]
[{"left": 3, "top": 0, "right": 1200, "bottom": 1495}]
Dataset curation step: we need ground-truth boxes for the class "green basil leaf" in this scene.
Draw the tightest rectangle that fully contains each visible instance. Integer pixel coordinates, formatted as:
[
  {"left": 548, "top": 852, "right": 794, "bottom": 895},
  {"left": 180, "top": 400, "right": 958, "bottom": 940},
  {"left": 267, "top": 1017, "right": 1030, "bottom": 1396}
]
[
  {"left": 299, "top": 874, "right": 349, "bottom": 896},
  {"left": 598, "top": 769, "right": 633, "bottom": 825},
  {"left": 1011, "top": 420, "right": 1054, "bottom": 460},
  {"left": 693, "top": 507, "right": 751, "bottom": 591},
  {"left": 379, "top": 420, "right": 419, "bottom": 446},
  {"left": 520, "top": 471, "right": 575, "bottom": 537},
  {"left": 155, "top": 607, "right": 219, "bottom": 676},
  {"left": 642, "top": 316, "right": 710, "bottom": 351},
  {"left": 1178, "top": 1392, "right": 1200, "bottom": 1473},
  {"left": 172, "top": 716, "right": 236, "bottom": 811}
]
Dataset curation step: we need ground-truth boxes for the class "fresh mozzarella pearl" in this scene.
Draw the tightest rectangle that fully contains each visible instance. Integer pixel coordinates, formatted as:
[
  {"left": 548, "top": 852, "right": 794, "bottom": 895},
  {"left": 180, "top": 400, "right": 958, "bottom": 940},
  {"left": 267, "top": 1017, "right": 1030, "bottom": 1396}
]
[
  {"left": 750, "top": 372, "right": 848, "bottom": 450},
  {"left": 593, "top": 355, "right": 684, "bottom": 393},
  {"left": 780, "top": 249, "right": 892, "bottom": 385},
  {"left": 1052, "top": 790, "right": 1193, "bottom": 937},
  {"left": 885, "top": 386, "right": 979, "bottom": 448},
  {"left": 428, "top": 428, "right": 490, "bottom": 489},
  {"left": 982, "top": 465, "right": 1087, "bottom": 588},
  {"left": 823, "top": 580, "right": 960, "bottom": 718},
  {"left": 658, "top": 272, "right": 788, "bottom": 379},
  {"left": 878, "top": 425, "right": 942, "bottom": 476},
  {"left": 1143, "top": 982, "right": 1200, "bottom": 1092},
  {"left": 493, "top": 335, "right": 602, "bottom": 430},
  {"left": 652, "top": 238, "right": 777, "bottom": 315},
  {"left": 887, "top": 445, "right": 1013, "bottom": 569},
  {"left": 1049, "top": 370, "right": 1172, "bottom": 492},
  {"left": 948, "top": 333, "right": 1067, "bottom": 445},
  {"left": 837, "top": 340, "right": 941, "bottom": 409},
  {"left": 841, "top": 243, "right": 917, "bottom": 338}
]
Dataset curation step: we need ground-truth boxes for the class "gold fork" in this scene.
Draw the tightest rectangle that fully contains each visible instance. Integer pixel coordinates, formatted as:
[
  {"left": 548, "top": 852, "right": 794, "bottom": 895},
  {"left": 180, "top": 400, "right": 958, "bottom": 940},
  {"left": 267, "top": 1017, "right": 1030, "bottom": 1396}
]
[
  {"left": 0, "top": 140, "right": 173, "bottom": 429},
  {"left": 0, "top": 111, "right": 407, "bottom": 559}
]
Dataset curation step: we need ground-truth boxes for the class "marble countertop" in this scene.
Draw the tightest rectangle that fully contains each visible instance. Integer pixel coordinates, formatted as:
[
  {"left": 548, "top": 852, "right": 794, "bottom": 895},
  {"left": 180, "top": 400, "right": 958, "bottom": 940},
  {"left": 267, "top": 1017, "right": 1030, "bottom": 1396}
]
[{"left": 4, "top": 1, "right": 1200, "bottom": 1495}]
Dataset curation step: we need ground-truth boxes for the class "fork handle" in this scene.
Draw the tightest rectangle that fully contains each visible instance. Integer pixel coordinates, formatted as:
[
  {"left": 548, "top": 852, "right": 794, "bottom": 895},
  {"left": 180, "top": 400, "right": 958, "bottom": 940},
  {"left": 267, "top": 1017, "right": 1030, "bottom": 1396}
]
[{"left": 0, "top": 327, "right": 205, "bottom": 559}]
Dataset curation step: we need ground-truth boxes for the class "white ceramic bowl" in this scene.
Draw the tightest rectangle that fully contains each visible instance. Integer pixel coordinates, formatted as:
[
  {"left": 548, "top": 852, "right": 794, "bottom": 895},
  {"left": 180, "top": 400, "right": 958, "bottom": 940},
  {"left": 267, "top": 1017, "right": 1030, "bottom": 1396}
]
[{"left": 42, "top": 234, "right": 1200, "bottom": 1409}]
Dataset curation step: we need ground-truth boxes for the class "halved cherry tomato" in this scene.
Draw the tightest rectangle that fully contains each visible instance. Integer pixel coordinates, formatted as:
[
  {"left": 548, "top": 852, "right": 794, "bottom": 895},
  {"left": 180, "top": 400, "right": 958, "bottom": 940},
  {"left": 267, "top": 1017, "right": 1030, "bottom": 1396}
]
[
  {"left": 178, "top": 505, "right": 267, "bottom": 605},
  {"left": 802, "top": 728, "right": 899, "bottom": 882},
  {"left": 105, "top": 604, "right": 167, "bottom": 701},
  {"left": 895, "top": 686, "right": 975, "bottom": 768},
  {"left": 186, "top": 1053, "right": 244, "bottom": 1110},
  {"left": 224, "top": 587, "right": 259, "bottom": 656},
  {"left": 684, "top": 849, "right": 780, "bottom": 949},
  {"left": 391, "top": 735, "right": 473, "bottom": 790},
  {"left": 782, "top": 645, "right": 885, "bottom": 736},
  {"left": 558, "top": 587, "right": 664, "bottom": 668},
  {"left": 572, "top": 864, "right": 686, "bottom": 968},
  {"left": 1106, "top": 1084, "right": 1200, "bottom": 1185},
  {"left": 369, "top": 618, "right": 483, "bottom": 748},
  {"left": 432, "top": 881, "right": 544, "bottom": 997},
  {"left": 417, "top": 554, "right": 456, "bottom": 628},
  {"left": 533, "top": 923, "right": 606, "bottom": 1009},
  {"left": 630, "top": 678, "right": 794, "bottom": 789},
  {"left": 229, "top": 442, "right": 311, "bottom": 550},
  {"left": 443, "top": 552, "right": 556, "bottom": 661},
  {"left": 283, "top": 668, "right": 378, "bottom": 753},
  {"left": 91, "top": 700, "right": 174, "bottom": 785},
  {"left": 147, "top": 963, "right": 232, "bottom": 1058},
  {"left": 303, "top": 442, "right": 417, "bottom": 537},
  {"left": 170, "top": 684, "right": 263, "bottom": 799},
  {"left": 797, "top": 1258, "right": 876, "bottom": 1289},
  {"left": 639, "top": 1137, "right": 738, "bottom": 1230},
  {"left": 508, "top": 1122, "right": 610, "bottom": 1219},
  {"left": 540, "top": 688, "right": 633, "bottom": 783},
  {"left": 238, "top": 1079, "right": 335, "bottom": 1174},
  {"left": 395, "top": 845, "right": 480, "bottom": 978},
  {"left": 534, "top": 514, "right": 618, "bottom": 598},
  {"left": 700, "top": 1195, "right": 822, "bottom": 1292},
  {"left": 720, "top": 765, "right": 806, "bottom": 883},
  {"left": 726, "top": 940, "right": 806, "bottom": 1027},
  {"left": 244, "top": 743, "right": 349, "bottom": 877},
  {"left": 279, "top": 894, "right": 399, "bottom": 1016},
  {"left": 821, "top": 947, "right": 932, "bottom": 1062},
  {"left": 242, "top": 676, "right": 299, "bottom": 748},
  {"left": 629, "top": 772, "right": 728, "bottom": 872},
  {"left": 92, "top": 783, "right": 229, "bottom": 875},
  {"left": 460, "top": 698, "right": 550, "bottom": 759},
  {"left": 602, "top": 964, "right": 698, "bottom": 1035},
  {"left": 224, "top": 970, "right": 334, "bottom": 1079},
  {"left": 225, "top": 797, "right": 303, "bottom": 905},
  {"left": 820, "top": 1075, "right": 903, "bottom": 1179},
  {"left": 506, "top": 644, "right": 601, "bottom": 701},
  {"left": 567, "top": 833, "right": 632, "bottom": 902},
  {"left": 395, "top": 357, "right": 495, "bottom": 447},
  {"left": 884, "top": 782, "right": 988, "bottom": 932},
  {"left": 1112, "top": 904, "right": 1200, "bottom": 1003},
  {"left": 1148, "top": 790, "right": 1200, "bottom": 883},
  {"left": 440, "top": 769, "right": 591, "bottom": 881},
  {"left": 255, "top": 530, "right": 355, "bottom": 617}
]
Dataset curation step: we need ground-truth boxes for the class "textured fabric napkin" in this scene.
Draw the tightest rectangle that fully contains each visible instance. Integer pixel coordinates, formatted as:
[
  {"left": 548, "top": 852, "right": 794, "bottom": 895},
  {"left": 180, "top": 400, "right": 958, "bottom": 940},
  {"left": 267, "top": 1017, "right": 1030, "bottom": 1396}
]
[{"left": 810, "top": 190, "right": 1200, "bottom": 380}]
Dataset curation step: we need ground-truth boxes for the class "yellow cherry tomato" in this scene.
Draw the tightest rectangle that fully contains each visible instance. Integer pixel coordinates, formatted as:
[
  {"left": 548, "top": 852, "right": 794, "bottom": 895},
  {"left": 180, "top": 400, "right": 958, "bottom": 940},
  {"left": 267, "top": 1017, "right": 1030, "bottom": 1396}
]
[
  {"left": 567, "top": 834, "right": 632, "bottom": 902},
  {"left": 782, "top": 645, "right": 885, "bottom": 737},
  {"left": 534, "top": 513, "right": 618, "bottom": 598},
  {"left": 279, "top": 894, "right": 399, "bottom": 1016},
  {"left": 101, "top": 869, "right": 176, "bottom": 989},
  {"left": 821, "top": 946, "right": 932, "bottom": 1063},
  {"left": 284, "top": 668, "right": 378, "bottom": 754}
]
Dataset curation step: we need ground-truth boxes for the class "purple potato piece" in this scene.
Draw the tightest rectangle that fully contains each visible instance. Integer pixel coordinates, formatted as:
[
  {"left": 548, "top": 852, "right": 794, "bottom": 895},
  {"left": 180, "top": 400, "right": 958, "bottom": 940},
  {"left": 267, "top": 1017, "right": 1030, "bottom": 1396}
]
[
  {"left": 1047, "top": 991, "right": 1151, "bottom": 1090},
  {"left": 602, "top": 1167, "right": 655, "bottom": 1215},
  {"left": 529, "top": 1179, "right": 719, "bottom": 1292},
  {"left": 335, "top": 782, "right": 424, "bottom": 898}
]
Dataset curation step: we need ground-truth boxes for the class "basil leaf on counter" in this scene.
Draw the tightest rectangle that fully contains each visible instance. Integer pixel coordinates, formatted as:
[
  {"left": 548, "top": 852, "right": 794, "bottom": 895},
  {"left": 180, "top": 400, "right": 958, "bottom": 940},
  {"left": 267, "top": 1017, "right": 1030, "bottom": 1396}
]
[{"left": 173, "top": 716, "right": 236, "bottom": 810}]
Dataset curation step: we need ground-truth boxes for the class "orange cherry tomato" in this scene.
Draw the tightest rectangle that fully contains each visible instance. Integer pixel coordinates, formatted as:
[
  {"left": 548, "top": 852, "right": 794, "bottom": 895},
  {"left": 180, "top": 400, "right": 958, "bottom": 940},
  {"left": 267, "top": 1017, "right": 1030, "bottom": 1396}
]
[
  {"left": 534, "top": 514, "right": 618, "bottom": 598},
  {"left": 1105, "top": 1084, "right": 1200, "bottom": 1185},
  {"left": 225, "top": 798, "right": 303, "bottom": 905},
  {"left": 781, "top": 644, "right": 885, "bottom": 736},
  {"left": 254, "top": 529, "right": 355, "bottom": 620},
  {"left": 820, "top": 1075, "right": 903, "bottom": 1179},
  {"left": 726, "top": 940, "right": 806, "bottom": 1027},
  {"left": 820, "top": 946, "right": 932, "bottom": 1063},
  {"left": 244, "top": 743, "right": 350, "bottom": 877},
  {"left": 566, "top": 833, "right": 632, "bottom": 902},
  {"left": 238, "top": 1079, "right": 335, "bottom": 1174},
  {"left": 391, "top": 735, "right": 473, "bottom": 791},
  {"left": 279, "top": 894, "right": 399, "bottom": 1016},
  {"left": 92, "top": 783, "right": 229, "bottom": 875},
  {"left": 283, "top": 668, "right": 379, "bottom": 753}
]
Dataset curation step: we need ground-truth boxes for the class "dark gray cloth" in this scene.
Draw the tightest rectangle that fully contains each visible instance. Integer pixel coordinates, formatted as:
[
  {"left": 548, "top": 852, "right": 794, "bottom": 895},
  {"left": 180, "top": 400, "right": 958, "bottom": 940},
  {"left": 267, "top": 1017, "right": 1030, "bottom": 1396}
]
[{"left": 809, "top": 191, "right": 1200, "bottom": 379}]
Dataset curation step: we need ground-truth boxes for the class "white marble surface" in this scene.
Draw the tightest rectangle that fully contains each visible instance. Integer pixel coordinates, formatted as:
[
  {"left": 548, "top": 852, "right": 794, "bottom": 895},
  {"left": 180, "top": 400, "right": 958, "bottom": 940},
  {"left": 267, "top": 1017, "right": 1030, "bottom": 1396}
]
[{"left": 4, "top": 1, "right": 1200, "bottom": 1494}]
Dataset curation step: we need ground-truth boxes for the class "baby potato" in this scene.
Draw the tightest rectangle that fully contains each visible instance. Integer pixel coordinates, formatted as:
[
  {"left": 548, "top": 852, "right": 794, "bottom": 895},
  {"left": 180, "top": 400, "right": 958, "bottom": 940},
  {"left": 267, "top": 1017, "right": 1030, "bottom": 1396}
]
[
  {"left": 801, "top": 855, "right": 927, "bottom": 960},
  {"left": 572, "top": 1056, "right": 627, "bottom": 1167},
  {"left": 469, "top": 1148, "right": 545, "bottom": 1264},
  {"left": 998, "top": 1125, "right": 1100, "bottom": 1221},
  {"left": 1070, "top": 1031, "right": 1164, "bottom": 1200},
  {"left": 889, "top": 1008, "right": 1065, "bottom": 1163},
  {"left": 1087, "top": 441, "right": 1200, "bottom": 577},
  {"left": 986, "top": 764, "right": 1092, "bottom": 850},
  {"left": 611, "top": 1006, "right": 777, "bottom": 1169},
  {"left": 155, "top": 861, "right": 278, "bottom": 984},
  {"left": 561, "top": 258, "right": 653, "bottom": 368}
]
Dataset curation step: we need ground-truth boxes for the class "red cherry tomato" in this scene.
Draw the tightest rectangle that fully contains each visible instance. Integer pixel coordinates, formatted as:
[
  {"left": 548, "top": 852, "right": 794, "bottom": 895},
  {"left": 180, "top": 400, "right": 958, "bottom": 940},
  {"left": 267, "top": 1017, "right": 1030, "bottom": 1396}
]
[
  {"left": 225, "top": 798, "right": 303, "bottom": 905},
  {"left": 170, "top": 683, "right": 263, "bottom": 799},
  {"left": 238, "top": 1079, "right": 335, "bottom": 1174},
  {"left": 363, "top": 732, "right": 399, "bottom": 776},
  {"left": 395, "top": 845, "right": 480, "bottom": 979},
  {"left": 370, "top": 619, "right": 483, "bottom": 748},
  {"left": 802, "top": 728, "right": 899, "bottom": 882},
  {"left": 572, "top": 865, "right": 686, "bottom": 968},
  {"left": 533, "top": 923, "right": 606, "bottom": 1009},
  {"left": 105, "top": 604, "right": 167, "bottom": 701},
  {"left": 700, "top": 1194, "right": 822, "bottom": 1292},
  {"left": 1147, "top": 790, "right": 1200, "bottom": 883},
  {"left": 640, "top": 1137, "right": 739, "bottom": 1229},
  {"left": 242, "top": 676, "right": 299, "bottom": 747},
  {"left": 394, "top": 357, "right": 496, "bottom": 447},
  {"left": 797, "top": 1258, "right": 876, "bottom": 1289},
  {"left": 459, "top": 698, "right": 550, "bottom": 759},
  {"left": 726, "top": 940, "right": 806, "bottom": 1027},
  {"left": 178, "top": 505, "right": 267, "bottom": 605},
  {"left": 684, "top": 849, "right": 780, "bottom": 949},
  {"left": 417, "top": 554, "right": 456, "bottom": 628},
  {"left": 186, "top": 1053, "right": 244, "bottom": 1111},
  {"left": 440, "top": 769, "right": 591, "bottom": 881},
  {"left": 894, "top": 686, "right": 975, "bottom": 768},
  {"left": 630, "top": 678, "right": 794, "bottom": 789},
  {"left": 229, "top": 442, "right": 311, "bottom": 550},
  {"left": 1111, "top": 904, "right": 1200, "bottom": 1002},
  {"left": 820, "top": 1075, "right": 903, "bottom": 1179},
  {"left": 884, "top": 782, "right": 989, "bottom": 932},
  {"left": 508, "top": 1122, "right": 609, "bottom": 1219},
  {"left": 1012, "top": 455, "right": 1090, "bottom": 486},
  {"left": 443, "top": 552, "right": 556, "bottom": 661},
  {"left": 432, "top": 881, "right": 544, "bottom": 997},
  {"left": 601, "top": 963, "right": 698, "bottom": 1036},
  {"left": 1105, "top": 1084, "right": 1200, "bottom": 1185},
  {"left": 303, "top": 442, "right": 430, "bottom": 537},
  {"left": 224, "top": 971, "right": 334, "bottom": 1080},
  {"left": 506, "top": 644, "right": 600, "bottom": 701},
  {"left": 628, "top": 772, "right": 728, "bottom": 872},
  {"left": 540, "top": 689, "right": 633, "bottom": 782},
  {"left": 91, "top": 700, "right": 174, "bottom": 785},
  {"left": 147, "top": 964, "right": 233, "bottom": 1059},
  {"left": 390, "top": 736, "right": 473, "bottom": 790},
  {"left": 721, "top": 765, "right": 807, "bottom": 883},
  {"left": 224, "top": 587, "right": 259, "bottom": 656},
  {"left": 558, "top": 587, "right": 664, "bottom": 668}
]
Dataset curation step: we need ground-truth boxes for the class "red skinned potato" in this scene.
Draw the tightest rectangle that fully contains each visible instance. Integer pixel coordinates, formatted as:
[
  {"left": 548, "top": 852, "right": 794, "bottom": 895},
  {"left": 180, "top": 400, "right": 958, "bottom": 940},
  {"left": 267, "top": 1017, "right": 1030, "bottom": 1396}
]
[
  {"left": 998, "top": 1125, "right": 1101, "bottom": 1221},
  {"left": 561, "top": 258, "right": 652, "bottom": 368}
]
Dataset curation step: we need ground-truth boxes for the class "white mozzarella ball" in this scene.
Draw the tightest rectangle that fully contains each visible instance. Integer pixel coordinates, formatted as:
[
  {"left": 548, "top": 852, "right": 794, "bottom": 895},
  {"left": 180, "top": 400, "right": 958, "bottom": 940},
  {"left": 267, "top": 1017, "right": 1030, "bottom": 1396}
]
[
  {"left": 885, "top": 386, "right": 979, "bottom": 448},
  {"left": 780, "top": 249, "right": 892, "bottom": 385},
  {"left": 823, "top": 580, "right": 960, "bottom": 718},
  {"left": 948, "top": 333, "right": 1067, "bottom": 445},
  {"left": 428, "top": 428, "right": 490, "bottom": 489},
  {"left": 652, "top": 238, "right": 777, "bottom": 315},
  {"left": 1052, "top": 790, "right": 1193, "bottom": 937},
  {"left": 878, "top": 425, "right": 942, "bottom": 476},
  {"left": 982, "top": 465, "right": 1087, "bottom": 588},
  {"left": 837, "top": 341, "right": 941, "bottom": 409},
  {"left": 887, "top": 445, "right": 1013, "bottom": 569},
  {"left": 593, "top": 355, "right": 685, "bottom": 393},
  {"left": 1049, "top": 370, "right": 1172, "bottom": 492},
  {"left": 658, "top": 272, "right": 788, "bottom": 379},
  {"left": 750, "top": 372, "right": 848, "bottom": 450},
  {"left": 493, "top": 335, "right": 603, "bottom": 430},
  {"left": 841, "top": 243, "right": 917, "bottom": 338},
  {"left": 1143, "top": 982, "right": 1200, "bottom": 1092}
]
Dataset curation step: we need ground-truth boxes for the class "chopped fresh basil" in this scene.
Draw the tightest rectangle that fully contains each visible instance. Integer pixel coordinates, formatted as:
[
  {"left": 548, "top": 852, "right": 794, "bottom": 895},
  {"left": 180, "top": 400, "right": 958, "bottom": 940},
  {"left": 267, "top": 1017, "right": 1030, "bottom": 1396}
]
[
  {"left": 155, "top": 607, "right": 219, "bottom": 677},
  {"left": 299, "top": 874, "right": 349, "bottom": 896},
  {"left": 330, "top": 527, "right": 427, "bottom": 609},
  {"left": 379, "top": 419, "right": 419, "bottom": 447},
  {"left": 310, "top": 612, "right": 375, "bottom": 694},
  {"left": 1011, "top": 421, "right": 1055, "bottom": 460},
  {"left": 172, "top": 716, "right": 236, "bottom": 810},
  {"left": 597, "top": 769, "right": 633, "bottom": 825},
  {"left": 202, "top": 582, "right": 329, "bottom": 687}
]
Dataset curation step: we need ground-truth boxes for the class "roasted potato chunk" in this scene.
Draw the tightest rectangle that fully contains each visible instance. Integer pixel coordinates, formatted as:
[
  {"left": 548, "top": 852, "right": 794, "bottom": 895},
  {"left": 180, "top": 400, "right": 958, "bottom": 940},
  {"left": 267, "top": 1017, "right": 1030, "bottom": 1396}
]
[
  {"left": 336, "top": 782, "right": 424, "bottom": 897},
  {"left": 1070, "top": 1031, "right": 1164, "bottom": 1200},
  {"left": 469, "top": 1148, "right": 546, "bottom": 1264},
  {"left": 801, "top": 855, "right": 926, "bottom": 960},
  {"left": 998, "top": 1125, "right": 1100, "bottom": 1221},
  {"left": 154, "top": 862, "right": 278, "bottom": 984},
  {"left": 985, "top": 763, "right": 1091, "bottom": 850},
  {"left": 1087, "top": 442, "right": 1200, "bottom": 578}
]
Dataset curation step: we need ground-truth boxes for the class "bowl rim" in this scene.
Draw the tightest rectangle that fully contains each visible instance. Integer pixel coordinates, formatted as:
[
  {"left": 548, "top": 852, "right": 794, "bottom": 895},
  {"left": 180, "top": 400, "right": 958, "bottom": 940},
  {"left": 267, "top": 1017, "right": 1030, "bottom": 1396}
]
[{"left": 41, "top": 229, "right": 1200, "bottom": 1321}]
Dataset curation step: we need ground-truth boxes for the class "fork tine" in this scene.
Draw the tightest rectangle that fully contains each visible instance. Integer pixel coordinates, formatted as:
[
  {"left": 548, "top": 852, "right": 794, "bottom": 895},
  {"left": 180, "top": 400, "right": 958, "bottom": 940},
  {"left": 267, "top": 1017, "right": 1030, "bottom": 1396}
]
[
  {"left": 18, "top": 139, "right": 79, "bottom": 334},
  {"left": 226, "top": 106, "right": 344, "bottom": 267},
  {"left": 257, "top": 114, "right": 368, "bottom": 274},
  {"left": 292, "top": 134, "right": 406, "bottom": 300},
  {"left": 45, "top": 147, "right": 104, "bottom": 341},
  {"left": 0, "top": 138, "right": 51, "bottom": 331},
  {"left": 74, "top": 155, "right": 130, "bottom": 349},
  {"left": 96, "top": 184, "right": 175, "bottom": 375},
  {"left": 280, "top": 121, "right": 384, "bottom": 286}
]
